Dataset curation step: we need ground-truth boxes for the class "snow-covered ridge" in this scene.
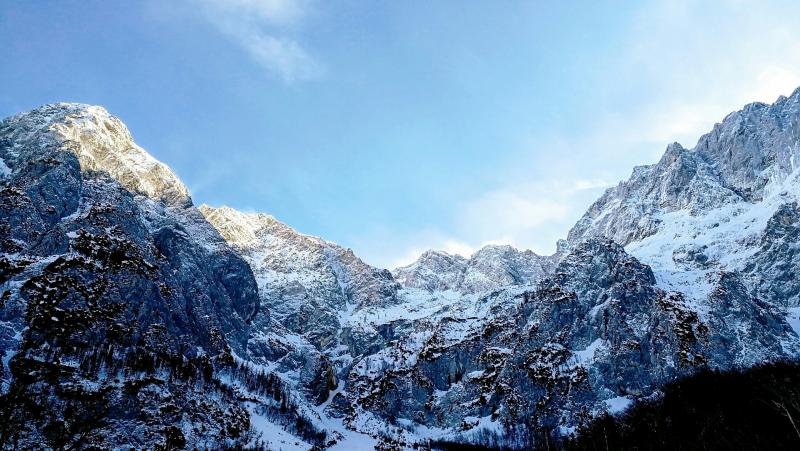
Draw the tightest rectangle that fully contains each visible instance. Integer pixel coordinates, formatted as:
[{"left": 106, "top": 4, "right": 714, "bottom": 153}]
[
  {"left": 1, "top": 103, "right": 191, "bottom": 206},
  {"left": 393, "top": 243, "right": 554, "bottom": 294},
  {"left": 570, "top": 87, "right": 800, "bottom": 245},
  {"left": 199, "top": 204, "right": 399, "bottom": 350},
  {"left": 198, "top": 204, "right": 338, "bottom": 250},
  {"left": 566, "top": 86, "right": 800, "bottom": 309},
  {"left": 198, "top": 204, "right": 279, "bottom": 247}
]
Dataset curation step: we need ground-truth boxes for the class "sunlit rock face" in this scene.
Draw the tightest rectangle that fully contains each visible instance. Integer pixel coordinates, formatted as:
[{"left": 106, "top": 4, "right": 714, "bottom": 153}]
[
  {"left": 198, "top": 204, "right": 403, "bottom": 405},
  {"left": 566, "top": 89, "right": 800, "bottom": 311},
  {"left": 569, "top": 89, "right": 800, "bottom": 249},
  {"left": 199, "top": 205, "right": 399, "bottom": 351}
]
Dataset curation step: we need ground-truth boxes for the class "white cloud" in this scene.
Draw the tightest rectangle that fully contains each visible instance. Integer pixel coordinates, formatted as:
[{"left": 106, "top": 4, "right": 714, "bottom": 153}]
[
  {"left": 459, "top": 188, "right": 569, "bottom": 243},
  {"left": 626, "top": 66, "right": 800, "bottom": 151},
  {"left": 572, "top": 178, "right": 614, "bottom": 191},
  {"left": 192, "top": 0, "right": 323, "bottom": 82},
  {"left": 455, "top": 179, "right": 612, "bottom": 254},
  {"left": 612, "top": 1, "right": 800, "bottom": 150},
  {"left": 370, "top": 177, "right": 611, "bottom": 269},
  {"left": 746, "top": 66, "right": 800, "bottom": 104},
  {"left": 234, "top": 29, "right": 323, "bottom": 82},
  {"left": 440, "top": 240, "right": 478, "bottom": 258}
]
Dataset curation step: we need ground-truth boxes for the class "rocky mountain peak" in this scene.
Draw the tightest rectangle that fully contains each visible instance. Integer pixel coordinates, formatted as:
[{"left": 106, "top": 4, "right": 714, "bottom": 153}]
[
  {"left": 197, "top": 204, "right": 272, "bottom": 247},
  {"left": 394, "top": 242, "right": 554, "bottom": 294},
  {"left": 200, "top": 204, "right": 399, "bottom": 350},
  {"left": 470, "top": 243, "right": 544, "bottom": 261},
  {"left": 421, "top": 248, "right": 466, "bottom": 261},
  {"left": 691, "top": 87, "right": 800, "bottom": 202},
  {"left": 567, "top": 88, "right": 800, "bottom": 249},
  {"left": 0, "top": 103, "right": 265, "bottom": 448},
  {"left": 1, "top": 103, "right": 191, "bottom": 207},
  {"left": 392, "top": 249, "right": 468, "bottom": 292}
]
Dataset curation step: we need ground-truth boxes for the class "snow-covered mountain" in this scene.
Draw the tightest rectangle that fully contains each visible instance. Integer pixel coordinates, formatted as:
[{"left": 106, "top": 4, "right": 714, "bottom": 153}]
[
  {"left": 0, "top": 104, "right": 265, "bottom": 448},
  {"left": 568, "top": 88, "right": 800, "bottom": 311},
  {"left": 3, "top": 88, "right": 800, "bottom": 449},
  {"left": 339, "top": 87, "right": 800, "bottom": 445},
  {"left": 0, "top": 104, "right": 352, "bottom": 450},
  {"left": 350, "top": 239, "right": 797, "bottom": 444},
  {"left": 199, "top": 205, "right": 399, "bottom": 349},
  {"left": 393, "top": 245, "right": 554, "bottom": 294}
]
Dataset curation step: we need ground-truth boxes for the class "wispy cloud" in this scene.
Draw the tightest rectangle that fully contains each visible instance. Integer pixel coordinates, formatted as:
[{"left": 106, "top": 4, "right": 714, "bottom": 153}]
[
  {"left": 205, "top": 0, "right": 309, "bottom": 26},
  {"left": 457, "top": 187, "right": 570, "bottom": 246},
  {"left": 358, "top": 177, "right": 613, "bottom": 269},
  {"left": 454, "top": 179, "right": 613, "bottom": 253},
  {"left": 192, "top": 0, "right": 323, "bottom": 82},
  {"left": 619, "top": 66, "right": 800, "bottom": 152},
  {"left": 231, "top": 30, "right": 323, "bottom": 82}
]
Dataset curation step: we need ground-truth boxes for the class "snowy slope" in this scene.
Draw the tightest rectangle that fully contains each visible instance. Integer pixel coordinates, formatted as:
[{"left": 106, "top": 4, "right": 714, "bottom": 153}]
[
  {"left": 199, "top": 205, "right": 399, "bottom": 350},
  {"left": 568, "top": 88, "right": 800, "bottom": 312}
]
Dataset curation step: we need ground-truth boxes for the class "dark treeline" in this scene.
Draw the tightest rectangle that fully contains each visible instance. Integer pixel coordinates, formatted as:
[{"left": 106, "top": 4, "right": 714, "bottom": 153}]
[
  {"left": 0, "top": 344, "right": 237, "bottom": 449},
  {"left": 0, "top": 344, "right": 331, "bottom": 449},
  {"left": 431, "top": 361, "right": 800, "bottom": 450},
  {"left": 567, "top": 360, "right": 800, "bottom": 450}
]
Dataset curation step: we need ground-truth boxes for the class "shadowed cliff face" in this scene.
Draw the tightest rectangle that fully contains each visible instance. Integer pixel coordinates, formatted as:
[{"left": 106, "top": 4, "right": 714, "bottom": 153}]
[
  {"left": 346, "top": 240, "right": 797, "bottom": 439},
  {"left": 0, "top": 104, "right": 261, "bottom": 448}
]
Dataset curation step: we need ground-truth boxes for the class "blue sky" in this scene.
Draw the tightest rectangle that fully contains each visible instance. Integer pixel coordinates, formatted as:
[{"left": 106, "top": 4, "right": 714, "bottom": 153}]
[{"left": 2, "top": 0, "right": 800, "bottom": 268}]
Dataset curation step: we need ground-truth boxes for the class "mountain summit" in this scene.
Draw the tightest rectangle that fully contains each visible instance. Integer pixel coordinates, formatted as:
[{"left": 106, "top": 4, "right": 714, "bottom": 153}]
[{"left": 393, "top": 244, "right": 554, "bottom": 294}]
